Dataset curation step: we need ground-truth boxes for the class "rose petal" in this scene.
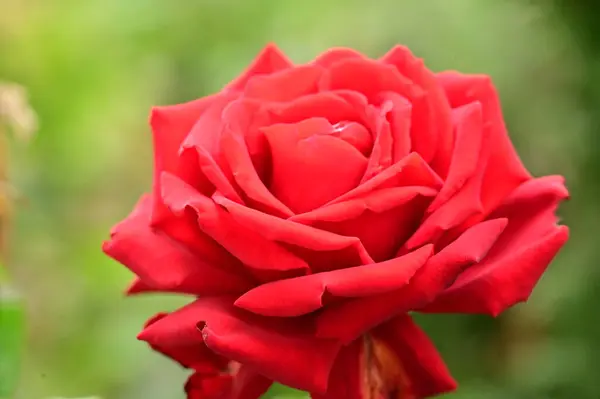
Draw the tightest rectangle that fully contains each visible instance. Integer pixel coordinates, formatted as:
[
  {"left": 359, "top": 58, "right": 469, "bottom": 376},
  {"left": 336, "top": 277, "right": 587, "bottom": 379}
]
[
  {"left": 244, "top": 65, "right": 323, "bottom": 102},
  {"left": 310, "top": 339, "right": 363, "bottom": 399},
  {"left": 160, "top": 172, "right": 308, "bottom": 279},
  {"left": 268, "top": 91, "right": 366, "bottom": 125},
  {"left": 428, "top": 102, "right": 483, "bottom": 212},
  {"left": 404, "top": 113, "right": 489, "bottom": 251},
  {"left": 149, "top": 94, "right": 221, "bottom": 223},
  {"left": 312, "top": 48, "right": 366, "bottom": 67},
  {"left": 103, "top": 195, "right": 253, "bottom": 295},
  {"left": 220, "top": 99, "right": 295, "bottom": 217},
  {"left": 179, "top": 93, "right": 243, "bottom": 203},
  {"left": 421, "top": 176, "right": 569, "bottom": 315},
  {"left": 264, "top": 118, "right": 369, "bottom": 213},
  {"left": 292, "top": 186, "right": 436, "bottom": 262},
  {"left": 185, "top": 366, "right": 273, "bottom": 399},
  {"left": 138, "top": 297, "right": 341, "bottom": 393},
  {"left": 361, "top": 103, "right": 394, "bottom": 182},
  {"left": 313, "top": 315, "right": 455, "bottom": 399},
  {"left": 371, "top": 315, "right": 457, "bottom": 398},
  {"left": 381, "top": 46, "right": 454, "bottom": 176},
  {"left": 291, "top": 186, "right": 438, "bottom": 225},
  {"left": 142, "top": 312, "right": 228, "bottom": 372},
  {"left": 235, "top": 245, "right": 433, "bottom": 317},
  {"left": 316, "top": 218, "right": 508, "bottom": 343},
  {"left": 329, "top": 152, "right": 443, "bottom": 205},
  {"left": 319, "top": 58, "right": 423, "bottom": 105},
  {"left": 213, "top": 193, "right": 374, "bottom": 268},
  {"left": 377, "top": 91, "right": 412, "bottom": 163},
  {"left": 225, "top": 43, "right": 293, "bottom": 91},
  {"left": 436, "top": 72, "right": 531, "bottom": 214}
]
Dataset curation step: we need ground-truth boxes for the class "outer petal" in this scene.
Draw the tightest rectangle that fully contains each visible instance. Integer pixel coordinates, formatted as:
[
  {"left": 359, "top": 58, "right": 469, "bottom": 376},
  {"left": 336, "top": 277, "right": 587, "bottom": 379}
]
[
  {"left": 312, "top": 315, "right": 455, "bottom": 399},
  {"left": 102, "top": 195, "right": 253, "bottom": 295},
  {"left": 404, "top": 107, "right": 488, "bottom": 251},
  {"left": 185, "top": 366, "right": 273, "bottom": 399},
  {"left": 160, "top": 173, "right": 309, "bottom": 280},
  {"left": 267, "top": 91, "right": 367, "bottom": 126},
  {"left": 371, "top": 315, "right": 457, "bottom": 398},
  {"left": 421, "top": 176, "right": 569, "bottom": 315},
  {"left": 436, "top": 72, "right": 531, "bottom": 214},
  {"left": 142, "top": 312, "right": 228, "bottom": 372},
  {"left": 381, "top": 46, "right": 454, "bottom": 177},
  {"left": 138, "top": 297, "right": 341, "bottom": 394},
  {"left": 225, "top": 43, "right": 293, "bottom": 91},
  {"left": 149, "top": 94, "right": 221, "bottom": 223},
  {"left": 310, "top": 339, "right": 364, "bottom": 399},
  {"left": 179, "top": 93, "right": 243, "bottom": 203},
  {"left": 243, "top": 65, "right": 323, "bottom": 102},
  {"left": 316, "top": 218, "right": 509, "bottom": 343},
  {"left": 312, "top": 47, "right": 366, "bottom": 67},
  {"left": 319, "top": 58, "right": 423, "bottom": 105},
  {"left": 428, "top": 102, "right": 483, "bottom": 212},
  {"left": 235, "top": 245, "right": 433, "bottom": 317},
  {"left": 264, "top": 118, "right": 368, "bottom": 213}
]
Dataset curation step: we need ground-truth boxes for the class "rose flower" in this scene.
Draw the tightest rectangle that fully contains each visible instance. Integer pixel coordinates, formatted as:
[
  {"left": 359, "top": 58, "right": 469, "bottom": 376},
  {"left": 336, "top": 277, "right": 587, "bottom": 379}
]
[{"left": 103, "top": 44, "right": 569, "bottom": 399}]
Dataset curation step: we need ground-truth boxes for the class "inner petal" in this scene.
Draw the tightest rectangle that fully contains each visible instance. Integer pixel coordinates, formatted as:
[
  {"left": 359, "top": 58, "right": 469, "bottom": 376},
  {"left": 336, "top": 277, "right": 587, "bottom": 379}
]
[{"left": 264, "top": 118, "right": 369, "bottom": 214}]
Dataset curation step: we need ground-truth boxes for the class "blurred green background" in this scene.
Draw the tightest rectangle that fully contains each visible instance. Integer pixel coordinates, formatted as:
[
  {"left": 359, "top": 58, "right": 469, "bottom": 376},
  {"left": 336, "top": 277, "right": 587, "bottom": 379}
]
[{"left": 0, "top": 0, "right": 598, "bottom": 398}]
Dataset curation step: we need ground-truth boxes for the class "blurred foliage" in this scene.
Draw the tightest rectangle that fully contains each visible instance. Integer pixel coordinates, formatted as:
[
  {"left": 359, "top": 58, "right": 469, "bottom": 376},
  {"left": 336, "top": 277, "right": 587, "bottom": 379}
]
[
  {"left": 0, "top": 0, "right": 597, "bottom": 398},
  {"left": 0, "top": 278, "right": 24, "bottom": 399}
]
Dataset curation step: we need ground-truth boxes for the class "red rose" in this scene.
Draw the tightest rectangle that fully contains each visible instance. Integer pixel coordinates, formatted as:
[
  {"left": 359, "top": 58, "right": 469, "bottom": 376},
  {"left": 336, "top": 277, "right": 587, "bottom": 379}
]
[{"left": 103, "top": 44, "right": 569, "bottom": 399}]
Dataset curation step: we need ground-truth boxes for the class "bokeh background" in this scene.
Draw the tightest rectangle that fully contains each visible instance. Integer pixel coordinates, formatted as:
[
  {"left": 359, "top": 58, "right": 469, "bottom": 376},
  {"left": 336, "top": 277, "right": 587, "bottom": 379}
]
[{"left": 0, "top": 1, "right": 598, "bottom": 398}]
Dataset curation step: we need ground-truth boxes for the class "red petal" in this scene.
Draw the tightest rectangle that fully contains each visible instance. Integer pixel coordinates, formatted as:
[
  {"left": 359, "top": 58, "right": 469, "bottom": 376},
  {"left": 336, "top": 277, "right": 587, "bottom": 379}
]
[
  {"left": 312, "top": 48, "right": 366, "bottom": 67},
  {"left": 220, "top": 99, "right": 295, "bottom": 217},
  {"left": 125, "top": 277, "right": 152, "bottom": 295},
  {"left": 319, "top": 58, "right": 423, "bottom": 105},
  {"left": 361, "top": 103, "right": 394, "bottom": 182},
  {"left": 185, "top": 366, "right": 273, "bottom": 399},
  {"left": 103, "top": 195, "right": 253, "bottom": 295},
  {"left": 160, "top": 173, "right": 308, "bottom": 279},
  {"left": 329, "top": 152, "right": 443, "bottom": 205},
  {"left": 244, "top": 65, "right": 323, "bottom": 102},
  {"left": 421, "top": 176, "right": 569, "bottom": 315},
  {"left": 292, "top": 187, "right": 436, "bottom": 262},
  {"left": 436, "top": 72, "right": 531, "bottom": 214},
  {"left": 313, "top": 315, "right": 455, "bottom": 399},
  {"left": 404, "top": 107, "right": 488, "bottom": 251},
  {"left": 377, "top": 91, "right": 411, "bottom": 163},
  {"left": 149, "top": 94, "right": 221, "bottom": 223},
  {"left": 316, "top": 218, "right": 508, "bottom": 343},
  {"left": 138, "top": 297, "right": 341, "bottom": 393},
  {"left": 225, "top": 43, "right": 293, "bottom": 91},
  {"left": 428, "top": 102, "right": 483, "bottom": 212},
  {"left": 235, "top": 245, "right": 433, "bottom": 317},
  {"left": 310, "top": 340, "right": 364, "bottom": 399},
  {"left": 268, "top": 91, "right": 366, "bottom": 125},
  {"left": 213, "top": 193, "right": 373, "bottom": 267},
  {"left": 142, "top": 312, "right": 228, "bottom": 372},
  {"left": 381, "top": 46, "right": 453, "bottom": 177},
  {"left": 263, "top": 118, "right": 368, "bottom": 213},
  {"left": 289, "top": 153, "right": 441, "bottom": 262},
  {"left": 179, "top": 93, "right": 243, "bottom": 203},
  {"left": 371, "top": 315, "right": 457, "bottom": 398}
]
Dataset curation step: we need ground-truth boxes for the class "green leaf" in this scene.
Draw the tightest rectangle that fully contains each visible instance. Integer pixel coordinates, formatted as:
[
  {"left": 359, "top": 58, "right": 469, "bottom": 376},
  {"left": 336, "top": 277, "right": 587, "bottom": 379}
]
[
  {"left": 263, "top": 383, "right": 308, "bottom": 399},
  {"left": 0, "top": 277, "right": 24, "bottom": 398}
]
